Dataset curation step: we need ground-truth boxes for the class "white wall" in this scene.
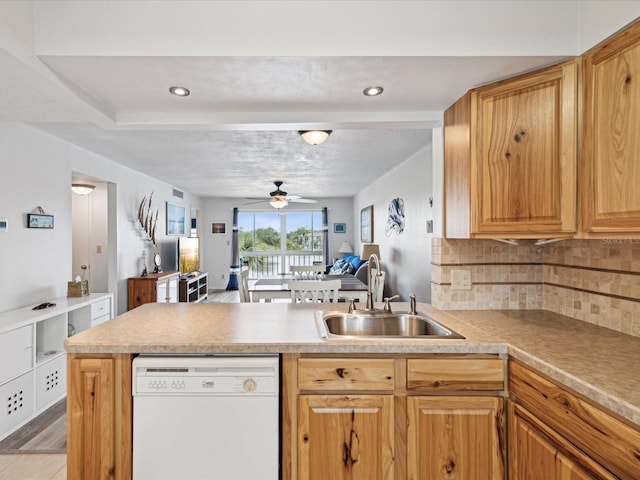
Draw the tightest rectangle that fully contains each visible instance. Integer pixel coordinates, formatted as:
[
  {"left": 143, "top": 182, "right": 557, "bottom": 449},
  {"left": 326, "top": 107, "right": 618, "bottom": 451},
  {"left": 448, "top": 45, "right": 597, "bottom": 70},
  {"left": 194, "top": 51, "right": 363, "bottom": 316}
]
[
  {"left": 579, "top": 2, "right": 640, "bottom": 52},
  {"left": 0, "top": 122, "right": 201, "bottom": 314},
  {"left": 201, "top": 197, "right": 354, "bottom": 289},
  {"left": 354, "top": 138, "right": 433, "bottom": 303}
]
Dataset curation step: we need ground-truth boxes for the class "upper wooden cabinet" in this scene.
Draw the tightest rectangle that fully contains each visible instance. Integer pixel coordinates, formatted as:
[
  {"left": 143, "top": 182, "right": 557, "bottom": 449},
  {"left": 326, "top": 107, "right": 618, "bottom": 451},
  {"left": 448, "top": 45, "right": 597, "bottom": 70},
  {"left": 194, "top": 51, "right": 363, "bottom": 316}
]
[
  {"left": 444, "top": 59, "right": 578, "bottom": 239},
  {"left": 582, "top": 19, "right": 640, "bottom": 235}
]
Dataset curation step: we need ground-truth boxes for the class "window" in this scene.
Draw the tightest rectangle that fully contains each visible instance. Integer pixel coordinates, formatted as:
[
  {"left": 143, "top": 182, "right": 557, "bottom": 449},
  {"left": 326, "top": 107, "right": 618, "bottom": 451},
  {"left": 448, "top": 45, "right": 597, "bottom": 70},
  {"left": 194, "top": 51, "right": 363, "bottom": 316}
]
[{"left": 239, "top": 211, "right": 323, "bottom": 276}]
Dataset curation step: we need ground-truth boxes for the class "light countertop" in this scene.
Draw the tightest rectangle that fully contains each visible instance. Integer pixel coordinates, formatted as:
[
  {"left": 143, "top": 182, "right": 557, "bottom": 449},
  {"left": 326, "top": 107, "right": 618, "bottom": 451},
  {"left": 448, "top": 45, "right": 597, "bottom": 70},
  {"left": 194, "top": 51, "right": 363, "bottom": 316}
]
[{"left": 65, "top": 302, "right": 640, "bottom": 427}]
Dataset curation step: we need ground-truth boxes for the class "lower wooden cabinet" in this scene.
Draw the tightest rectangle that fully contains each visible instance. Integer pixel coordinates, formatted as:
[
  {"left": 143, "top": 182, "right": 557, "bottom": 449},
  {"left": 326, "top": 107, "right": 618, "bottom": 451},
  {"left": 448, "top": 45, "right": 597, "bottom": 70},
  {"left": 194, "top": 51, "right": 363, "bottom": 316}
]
[
  {"left": 509, "top": 360, "right": 640, "bottom": 479},
  {"left": 67, "top": 354, "right": 132, "bottom": 480},
  {"left": 283, "top": 354, "right": 506, "bottom": 480},
  {"left": 509, "top": 401, "right": 615, "bottom": 480},
  {"left": 298, "top": 394, "right": 394, "bottom": 480},
  {"left": 408, "top": 396, "right": 504, "bottom": 480}
]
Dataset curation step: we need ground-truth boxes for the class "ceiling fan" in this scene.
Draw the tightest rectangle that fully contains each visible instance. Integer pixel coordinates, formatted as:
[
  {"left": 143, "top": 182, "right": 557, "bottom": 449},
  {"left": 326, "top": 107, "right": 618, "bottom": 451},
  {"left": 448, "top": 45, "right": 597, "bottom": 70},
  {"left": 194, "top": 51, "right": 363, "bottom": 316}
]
[{"left": 245, "top": 181, "right": 318, "bottom": 209}]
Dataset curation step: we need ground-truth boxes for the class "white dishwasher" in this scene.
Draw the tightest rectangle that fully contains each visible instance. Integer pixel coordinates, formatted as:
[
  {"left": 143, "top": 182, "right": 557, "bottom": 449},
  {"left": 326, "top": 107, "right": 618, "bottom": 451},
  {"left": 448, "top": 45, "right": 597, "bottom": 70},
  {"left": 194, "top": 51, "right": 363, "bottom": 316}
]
[{"left": 132, "top": 355, "right": 279, "bottom": 480}]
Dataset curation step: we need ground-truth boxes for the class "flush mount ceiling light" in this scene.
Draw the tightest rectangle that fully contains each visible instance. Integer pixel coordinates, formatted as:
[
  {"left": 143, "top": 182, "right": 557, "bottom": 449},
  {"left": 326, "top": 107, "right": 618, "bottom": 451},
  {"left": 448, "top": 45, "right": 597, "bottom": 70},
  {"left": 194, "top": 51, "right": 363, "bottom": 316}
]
[
  {"left": 363, "top": 86, "right": 384, "bottom": 96},
  {"left": 269, "top": 198, "right": 288, "bottom": 209},
  {"left": 169, "top": 86, "right": 190, "bottom": 97},
  {"left": 298, "top": 130, "right": 332, "bottom": 146},
  {"left": 71, "top": 183, "right": 96, "bottom": 195}
]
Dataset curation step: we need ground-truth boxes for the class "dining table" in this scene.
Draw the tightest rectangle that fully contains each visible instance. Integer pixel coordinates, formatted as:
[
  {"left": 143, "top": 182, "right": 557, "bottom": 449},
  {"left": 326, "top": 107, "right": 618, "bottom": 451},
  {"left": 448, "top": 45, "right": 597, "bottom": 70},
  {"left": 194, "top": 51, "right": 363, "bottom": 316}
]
[{"left": 249, "top": 274, "right": 368, "bottom": 303}]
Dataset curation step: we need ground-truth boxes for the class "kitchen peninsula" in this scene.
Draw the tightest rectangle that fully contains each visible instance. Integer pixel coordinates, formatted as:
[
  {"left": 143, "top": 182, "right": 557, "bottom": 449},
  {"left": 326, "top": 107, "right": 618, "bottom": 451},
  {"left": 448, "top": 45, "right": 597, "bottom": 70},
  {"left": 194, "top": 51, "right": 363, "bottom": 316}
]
[{"left": 65, "top": 302, "right": 640, "bottom": 479}]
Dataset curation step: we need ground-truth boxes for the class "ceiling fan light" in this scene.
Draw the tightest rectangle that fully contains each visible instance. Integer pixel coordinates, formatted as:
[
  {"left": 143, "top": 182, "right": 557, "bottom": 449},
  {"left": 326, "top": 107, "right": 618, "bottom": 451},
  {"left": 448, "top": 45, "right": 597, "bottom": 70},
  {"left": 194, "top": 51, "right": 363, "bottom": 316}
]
[
  {"left": 270, "top": 198, "right": 288, "bottom": 209},
  {"left": 298, "top": 130, "right": 332, "bottom": 146},
  {"left": 71, "top": 183, "right": 96, "bottom": 195}
]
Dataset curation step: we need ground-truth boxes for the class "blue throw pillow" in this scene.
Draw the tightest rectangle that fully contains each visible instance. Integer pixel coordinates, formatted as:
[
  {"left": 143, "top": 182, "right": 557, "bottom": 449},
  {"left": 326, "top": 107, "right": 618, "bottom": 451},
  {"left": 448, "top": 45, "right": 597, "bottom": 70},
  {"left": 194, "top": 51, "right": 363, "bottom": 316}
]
[{"left": 329, "top": 258, "right": 348, "bottom": 275}]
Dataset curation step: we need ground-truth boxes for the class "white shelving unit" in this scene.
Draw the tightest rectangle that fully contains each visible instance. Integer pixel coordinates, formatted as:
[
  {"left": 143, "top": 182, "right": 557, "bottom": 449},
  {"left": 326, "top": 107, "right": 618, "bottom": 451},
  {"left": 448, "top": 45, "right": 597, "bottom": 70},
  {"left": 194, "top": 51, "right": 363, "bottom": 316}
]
[{"left": 0, "top": 292, "right": 113, "bottom": 441}]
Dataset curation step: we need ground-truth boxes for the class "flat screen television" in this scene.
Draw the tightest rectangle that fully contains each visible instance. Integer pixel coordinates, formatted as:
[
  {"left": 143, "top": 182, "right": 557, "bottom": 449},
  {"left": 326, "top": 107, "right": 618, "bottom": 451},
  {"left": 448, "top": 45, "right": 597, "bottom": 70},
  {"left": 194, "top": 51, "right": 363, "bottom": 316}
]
[{"left": 178, "top": 237, "right": 200, "bottom": 275}]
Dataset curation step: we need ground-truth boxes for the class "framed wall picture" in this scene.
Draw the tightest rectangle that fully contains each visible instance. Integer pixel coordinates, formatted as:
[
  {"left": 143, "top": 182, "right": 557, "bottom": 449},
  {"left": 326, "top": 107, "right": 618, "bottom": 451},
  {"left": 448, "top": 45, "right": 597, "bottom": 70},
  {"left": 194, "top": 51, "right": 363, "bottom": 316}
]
[
  {"left": 27, "top": 213, "right": 54, "bottom": 229},
  {"left": 166, "top": 202, "right": 186, "bottom": 235},
  {"left": 360, "top": 205, "right": 373, "bottom": 243},
  {"left": 333, "top": 223, "right": 346, "bottom": 234},
  {"left": 212, "top": 222, "right": 226, "bottom": 234}
]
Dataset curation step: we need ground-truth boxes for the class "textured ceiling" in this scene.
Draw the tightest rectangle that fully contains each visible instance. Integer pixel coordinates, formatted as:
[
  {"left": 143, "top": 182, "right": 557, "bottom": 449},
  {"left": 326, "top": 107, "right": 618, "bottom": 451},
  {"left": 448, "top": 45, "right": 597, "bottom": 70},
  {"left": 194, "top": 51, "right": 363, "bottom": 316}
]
[{"left": 0, "top": 3, "right": 573, "bottom": 199}]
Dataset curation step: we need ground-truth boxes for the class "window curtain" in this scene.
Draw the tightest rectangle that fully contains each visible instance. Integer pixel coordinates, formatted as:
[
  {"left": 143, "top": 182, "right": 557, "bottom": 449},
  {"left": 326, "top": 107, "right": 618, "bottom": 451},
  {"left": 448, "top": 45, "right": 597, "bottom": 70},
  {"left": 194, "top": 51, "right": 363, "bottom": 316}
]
[
  {"left": 322, "top": 207, "right": 329, "bottom": 266},
  {"left": 225, "top": 207, "right": 239, "bottom": 290}
]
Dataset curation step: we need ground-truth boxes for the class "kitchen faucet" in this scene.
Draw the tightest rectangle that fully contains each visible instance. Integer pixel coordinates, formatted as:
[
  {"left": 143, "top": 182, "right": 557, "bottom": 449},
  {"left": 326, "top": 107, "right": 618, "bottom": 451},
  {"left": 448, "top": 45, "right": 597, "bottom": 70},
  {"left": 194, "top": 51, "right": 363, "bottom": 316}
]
[{"left": 364, "top": 253, "right": 383, "bottom": 311}]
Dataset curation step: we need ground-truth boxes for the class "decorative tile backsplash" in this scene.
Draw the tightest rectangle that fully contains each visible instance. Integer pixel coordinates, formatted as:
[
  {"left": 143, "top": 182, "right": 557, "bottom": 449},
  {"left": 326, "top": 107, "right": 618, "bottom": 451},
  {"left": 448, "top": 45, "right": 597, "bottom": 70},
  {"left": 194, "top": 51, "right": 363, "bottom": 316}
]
[{"left": 431, "top": 238, "right": 640, "bottom": 337}]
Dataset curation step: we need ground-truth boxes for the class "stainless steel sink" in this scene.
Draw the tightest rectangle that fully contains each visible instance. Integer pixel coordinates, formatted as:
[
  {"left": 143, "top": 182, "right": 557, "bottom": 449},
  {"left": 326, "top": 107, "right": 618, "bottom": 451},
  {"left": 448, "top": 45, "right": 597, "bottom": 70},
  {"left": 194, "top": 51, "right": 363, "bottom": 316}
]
[{"left": 317, "top": 312, "right": 465, "bottom": 339}]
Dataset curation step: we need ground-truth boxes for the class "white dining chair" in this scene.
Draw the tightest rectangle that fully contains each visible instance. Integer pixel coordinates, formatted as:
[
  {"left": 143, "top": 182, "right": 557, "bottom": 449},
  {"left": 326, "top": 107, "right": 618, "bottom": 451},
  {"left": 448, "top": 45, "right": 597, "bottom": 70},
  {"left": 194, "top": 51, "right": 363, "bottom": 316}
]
[
  {"left": 369, "top": 268, "right": 386, "bottom": 303},
  {"left": 290, "top": 265, "right": 325, "bottom": 279},
  {"left": 238, "top": 267, "right": 251, "bottom": 303},
  {"left": 289, "top": 279, "right": 341, "bottom": 303}
]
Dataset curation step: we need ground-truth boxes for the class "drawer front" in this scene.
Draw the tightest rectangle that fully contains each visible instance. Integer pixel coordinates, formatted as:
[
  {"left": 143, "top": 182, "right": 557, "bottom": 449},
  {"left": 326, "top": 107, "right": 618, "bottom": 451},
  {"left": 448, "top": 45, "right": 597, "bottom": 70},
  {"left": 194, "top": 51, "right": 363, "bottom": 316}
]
[
  {"left": 91, "top": 298, "right": 111, "bottom": 320},
  {"left": 298, "top": 358, "right": 395, "bottom": 391},
  {"left": 0, "top": 371, "right": 35, "bottom": 437},
  {"left": 35, "top": 354, "right": 67, "bottom": 411},
  {"left": 0, "top": 325, "right": 33, "bottom": 385},
  {"left": 407, "top": 358, "right": 504, "bottom": 391},
  {"left": 510, "top": 361, "right": 640, "bottom": 479},
  {"left": 91, "top": 314, "right": 110, "bottom": 328}
]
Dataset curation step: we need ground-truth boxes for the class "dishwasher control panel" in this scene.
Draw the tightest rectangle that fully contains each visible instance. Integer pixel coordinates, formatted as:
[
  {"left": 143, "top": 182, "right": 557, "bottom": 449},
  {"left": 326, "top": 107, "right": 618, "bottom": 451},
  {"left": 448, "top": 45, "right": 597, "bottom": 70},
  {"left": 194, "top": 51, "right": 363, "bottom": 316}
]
[{"left": 132, "top": 355, "right": 279, "bottom": 396}]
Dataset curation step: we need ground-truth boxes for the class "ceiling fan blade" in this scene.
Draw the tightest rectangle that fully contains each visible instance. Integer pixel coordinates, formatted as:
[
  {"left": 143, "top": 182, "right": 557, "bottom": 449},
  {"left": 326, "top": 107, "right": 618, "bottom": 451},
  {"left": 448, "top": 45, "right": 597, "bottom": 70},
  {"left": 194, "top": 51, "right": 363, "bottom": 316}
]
[
  {"left": 288, "top": 198, "right": 318, "bottom": 203},
  {"left": 243, "top": 200, "right": 269, "bottom": 205}
]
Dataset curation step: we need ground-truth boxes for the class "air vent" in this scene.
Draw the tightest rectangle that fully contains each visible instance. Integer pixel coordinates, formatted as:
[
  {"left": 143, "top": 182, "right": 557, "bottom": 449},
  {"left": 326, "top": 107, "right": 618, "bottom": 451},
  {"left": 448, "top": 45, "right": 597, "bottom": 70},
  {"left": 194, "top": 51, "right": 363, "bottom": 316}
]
[{"left": 172, "top": 188, "right": 184, "bottom": 199}]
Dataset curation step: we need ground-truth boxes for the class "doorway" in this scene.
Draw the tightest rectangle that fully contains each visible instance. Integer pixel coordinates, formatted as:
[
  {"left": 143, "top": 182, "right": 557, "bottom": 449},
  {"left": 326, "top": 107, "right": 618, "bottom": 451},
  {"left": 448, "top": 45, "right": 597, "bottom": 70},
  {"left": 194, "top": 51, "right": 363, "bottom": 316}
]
[{"left": 71, "top": 178, "right": 117, "bottom": 302}]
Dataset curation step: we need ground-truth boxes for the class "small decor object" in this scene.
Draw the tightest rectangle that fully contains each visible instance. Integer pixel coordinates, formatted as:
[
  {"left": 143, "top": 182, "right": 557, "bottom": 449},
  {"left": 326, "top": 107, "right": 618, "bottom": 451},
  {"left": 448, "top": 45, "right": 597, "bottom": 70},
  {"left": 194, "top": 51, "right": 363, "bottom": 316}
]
[
  {"left": 153, "top": 253, "right": 162, "bottom": 273},
  {"left": 27, "top": 213, "right": 54, "bottom": 229},
  {"left": 68, "top": 279, "right": 90, "bottom": 297},
  {"left": 140, "top": 250, "right": 148, "bottom": 277},
  {"left": 334, "top": 223, "right": 346, "bottom": 234},
  {"left": 212, "top": 222, "right": 226, "bottom": 234},
  {"left": 385, "top": 198, "right": 405, "bottom": 236},
  {"left": 0, "top": 217, "right": 7, "bottom": 232},
  {"left": 137, "top": 193, "right": 159, "bottom": 245},
  {"left": 360, "top": 205, "right": 373, "bottom": 243},
  {"left": 167, "top": 202, "right": 186, "bottom": 235}
]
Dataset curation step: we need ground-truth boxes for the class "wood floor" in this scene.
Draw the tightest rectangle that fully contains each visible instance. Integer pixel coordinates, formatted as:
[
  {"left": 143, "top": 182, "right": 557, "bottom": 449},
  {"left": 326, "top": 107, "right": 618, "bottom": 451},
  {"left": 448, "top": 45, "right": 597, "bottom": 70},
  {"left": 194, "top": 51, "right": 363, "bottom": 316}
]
[{"left": 0, "top": 399, "right": 66, "bottom": 454}]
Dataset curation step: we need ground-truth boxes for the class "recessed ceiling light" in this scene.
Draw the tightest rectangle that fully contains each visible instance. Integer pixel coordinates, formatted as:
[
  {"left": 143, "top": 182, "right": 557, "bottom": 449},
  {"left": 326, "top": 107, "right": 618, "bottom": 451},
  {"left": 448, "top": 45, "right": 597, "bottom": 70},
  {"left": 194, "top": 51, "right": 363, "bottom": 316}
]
[
  {"left": 363, "top": 86, "right": 384, "bottom": 96},
  {"left": 169, "top": 86, "right": 190, "bottom": 97}
]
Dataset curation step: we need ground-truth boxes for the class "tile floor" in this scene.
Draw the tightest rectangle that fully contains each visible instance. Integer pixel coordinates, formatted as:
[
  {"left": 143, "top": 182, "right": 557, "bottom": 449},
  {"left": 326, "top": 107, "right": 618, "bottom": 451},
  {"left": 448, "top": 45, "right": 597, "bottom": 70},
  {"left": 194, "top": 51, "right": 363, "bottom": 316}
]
[{"left": 0, "top": 454, "right": 66, "bottom": 479}]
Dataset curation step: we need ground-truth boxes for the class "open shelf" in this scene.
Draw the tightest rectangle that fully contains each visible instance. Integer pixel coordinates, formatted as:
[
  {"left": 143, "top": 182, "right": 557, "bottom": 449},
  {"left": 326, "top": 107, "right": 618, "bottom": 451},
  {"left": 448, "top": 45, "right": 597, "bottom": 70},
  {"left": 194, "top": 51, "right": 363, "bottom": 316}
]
[{"left": 179, "top": 272, "right": 208, "bottom": 303}]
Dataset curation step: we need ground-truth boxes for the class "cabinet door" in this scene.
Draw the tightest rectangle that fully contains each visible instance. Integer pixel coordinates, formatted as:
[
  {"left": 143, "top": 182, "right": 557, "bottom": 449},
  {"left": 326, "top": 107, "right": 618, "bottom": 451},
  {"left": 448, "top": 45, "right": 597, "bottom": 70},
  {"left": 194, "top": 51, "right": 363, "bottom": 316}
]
[
  {"left": 67, "top": 355, "right": 132, "bottom": 480},
  {"left": 582, "top": 20, "right": 640, "bottom": 233},
  {"left": 509, "top": 402, "right": 616, "bottom": 480},
  {"left": 407, "top": 396, "right": 504, "bottom": 480},
  {"left": 298, "top": 394, "right": 394, "bottom": 480},
  {"left": 472, "top": 60, "right": 577, "bottom": 236},
  {"left": 127, "top": 279, "right": 156, "bottom": 310}
]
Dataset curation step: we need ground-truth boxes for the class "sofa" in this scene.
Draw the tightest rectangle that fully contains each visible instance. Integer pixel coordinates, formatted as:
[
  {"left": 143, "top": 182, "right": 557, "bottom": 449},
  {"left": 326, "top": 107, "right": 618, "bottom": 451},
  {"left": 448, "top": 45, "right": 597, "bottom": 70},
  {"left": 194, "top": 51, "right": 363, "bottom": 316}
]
[{"left": 328, "top": 254, "right": 392, "bottom": 298}]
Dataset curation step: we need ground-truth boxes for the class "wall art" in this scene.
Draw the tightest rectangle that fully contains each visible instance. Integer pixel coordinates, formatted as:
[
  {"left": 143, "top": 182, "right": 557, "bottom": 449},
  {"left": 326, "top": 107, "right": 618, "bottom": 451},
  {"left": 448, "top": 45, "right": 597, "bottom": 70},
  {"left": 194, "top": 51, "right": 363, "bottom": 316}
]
[
  {"left": 212, "top": 222, "right": 226, "bottom": 234},
  {"left": 166, "top": 202, "right": 186, "bottom": 235},
  {"left": 360, "top": 205, "right": 373, "bottom": 243},
  {"left": 385, "top": 197, "right": 405, "bottom": 236},
  {"left": 334, "top": 223, "right": 346, "bottom": 234},
  {"left": 27, "top": 213, "right": 54, "bottom": 229}
]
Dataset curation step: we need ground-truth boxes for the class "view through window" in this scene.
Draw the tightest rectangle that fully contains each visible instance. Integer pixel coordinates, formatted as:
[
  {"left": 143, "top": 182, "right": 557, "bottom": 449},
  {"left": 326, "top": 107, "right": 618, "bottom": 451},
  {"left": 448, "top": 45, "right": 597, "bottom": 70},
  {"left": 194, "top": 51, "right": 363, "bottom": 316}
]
[{"left": 238, "top": 211, "right": 323, "bottom": 277}]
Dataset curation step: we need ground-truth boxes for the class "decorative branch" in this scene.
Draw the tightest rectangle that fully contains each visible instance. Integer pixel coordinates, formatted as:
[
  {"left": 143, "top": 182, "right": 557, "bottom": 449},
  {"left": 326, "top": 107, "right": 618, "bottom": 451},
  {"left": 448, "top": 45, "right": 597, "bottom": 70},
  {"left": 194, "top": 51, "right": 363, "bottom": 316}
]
[{"left": 137, "top": 192, "right": 159, "bottom": 245}]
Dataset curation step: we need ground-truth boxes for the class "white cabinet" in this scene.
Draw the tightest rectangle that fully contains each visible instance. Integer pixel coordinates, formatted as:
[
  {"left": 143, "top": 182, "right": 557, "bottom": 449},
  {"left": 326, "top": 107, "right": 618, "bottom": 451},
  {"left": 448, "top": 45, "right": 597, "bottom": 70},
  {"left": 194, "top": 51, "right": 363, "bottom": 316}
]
[
  {"left": 0, "top": 325, "right": 33, "bottom": 384},
  {"left": 0, "top": 292, "right": 113, "bottom": 440},
  {"left": 90, "top": 298, "right": 111, "bottom": 327},
  {"left": 0, "top": 371, "right": 35, "bottom": 435},
  {"left": 36, "top": 355, "right": 66, "bottom": 411}
]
